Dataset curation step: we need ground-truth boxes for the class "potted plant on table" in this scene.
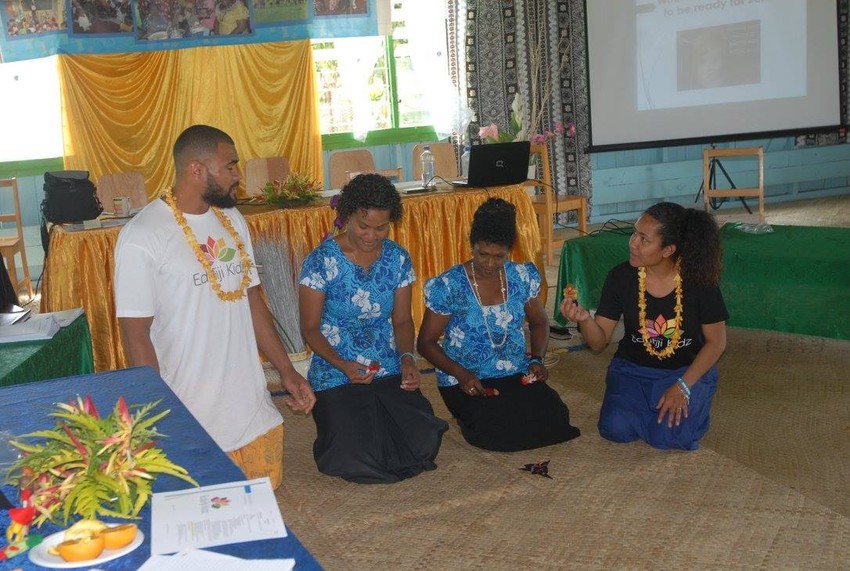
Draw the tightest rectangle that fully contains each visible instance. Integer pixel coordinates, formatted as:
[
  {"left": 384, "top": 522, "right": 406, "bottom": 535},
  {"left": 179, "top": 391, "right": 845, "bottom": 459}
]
[{"left": 262, "top": 172, "right": 322, "bottom": 208}]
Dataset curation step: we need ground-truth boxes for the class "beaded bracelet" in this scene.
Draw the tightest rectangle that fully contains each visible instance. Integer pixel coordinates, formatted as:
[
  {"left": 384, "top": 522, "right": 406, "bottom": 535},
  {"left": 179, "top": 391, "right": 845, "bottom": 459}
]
[
  {"left": 676, "top": 377, "right": 691, "bottom": 401},
  {"left": 399, "top": 351, "right": 416, "bottom": 362},
  {"left": 527, "top": 354, "right": 544, "bottom": 366}
]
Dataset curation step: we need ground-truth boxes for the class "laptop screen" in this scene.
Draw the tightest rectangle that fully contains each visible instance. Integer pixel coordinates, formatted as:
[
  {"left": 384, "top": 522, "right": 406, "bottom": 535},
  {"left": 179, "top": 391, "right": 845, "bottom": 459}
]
[{"left": 465, "top": 141, "right": 531, "bottom": 187}]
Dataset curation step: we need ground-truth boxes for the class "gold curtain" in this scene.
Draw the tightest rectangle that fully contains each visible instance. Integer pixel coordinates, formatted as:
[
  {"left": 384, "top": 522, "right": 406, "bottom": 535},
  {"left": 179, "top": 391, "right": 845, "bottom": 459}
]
[{"left": 57, "top": 40, "right": 322, "bottom": 198}]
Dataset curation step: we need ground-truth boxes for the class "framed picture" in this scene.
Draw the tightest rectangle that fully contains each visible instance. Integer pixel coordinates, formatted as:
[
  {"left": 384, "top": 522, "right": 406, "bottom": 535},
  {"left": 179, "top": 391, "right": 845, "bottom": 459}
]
[
  {"left": 70, "top": 0, "right": 133, "bottom": 35},
  {"left": 3, "top": 0, "right": 65, "bottom": 39}
]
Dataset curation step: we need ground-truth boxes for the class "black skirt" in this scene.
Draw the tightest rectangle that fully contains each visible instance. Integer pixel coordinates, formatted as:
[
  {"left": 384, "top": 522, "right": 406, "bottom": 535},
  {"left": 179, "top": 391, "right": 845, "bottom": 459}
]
[
  {"left": 439, "top": 374, "right": 581, "bottom": 452},
  {"left": 312, "top": 375, "right": 449, "bottom": 484}
]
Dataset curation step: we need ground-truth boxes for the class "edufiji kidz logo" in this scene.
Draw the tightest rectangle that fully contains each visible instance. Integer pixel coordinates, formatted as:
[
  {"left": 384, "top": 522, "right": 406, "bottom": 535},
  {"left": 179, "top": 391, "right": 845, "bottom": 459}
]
[
  {"left": 193, "top": 235, "right": 245, "bottom": 286},
  {"left": 632, "top": 313, "right": 691, "bottom": 350},
  {"left": 209, "top": 496, "right": 230, "bottom": 509}
]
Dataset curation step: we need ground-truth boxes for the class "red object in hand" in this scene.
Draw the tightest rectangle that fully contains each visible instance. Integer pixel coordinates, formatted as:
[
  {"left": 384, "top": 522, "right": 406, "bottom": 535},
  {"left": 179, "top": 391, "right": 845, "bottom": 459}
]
[
  {"left": 482, "top": 387, "right": 500, "bottom": 397},
  {"left": 521, "top": 373, "right": 538, "bottom": 385},
  {"left": 365, "top": 363, "right": 380, "bottom": 374}
]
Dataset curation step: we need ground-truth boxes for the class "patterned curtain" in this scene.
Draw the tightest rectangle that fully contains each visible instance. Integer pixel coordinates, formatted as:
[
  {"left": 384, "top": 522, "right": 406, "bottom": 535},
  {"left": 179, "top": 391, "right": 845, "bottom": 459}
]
[{"left": 454, "top": 0, "right": 592, "bottom": 221}]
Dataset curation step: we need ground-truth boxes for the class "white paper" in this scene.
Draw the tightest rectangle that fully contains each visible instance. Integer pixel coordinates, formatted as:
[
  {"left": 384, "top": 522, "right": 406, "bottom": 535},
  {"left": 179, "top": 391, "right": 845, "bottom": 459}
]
[
  {"left": 0, "top": 313, "right": 60, "bottom": 342},
  {"left": 151, "top": 477, "right": 288, "bottom": 556},
  {"left": 138, "top": 550, "right": 295, "bottom": 571},
  {"left": 48, "top": 307, "right": 85, "bottom": 327}
]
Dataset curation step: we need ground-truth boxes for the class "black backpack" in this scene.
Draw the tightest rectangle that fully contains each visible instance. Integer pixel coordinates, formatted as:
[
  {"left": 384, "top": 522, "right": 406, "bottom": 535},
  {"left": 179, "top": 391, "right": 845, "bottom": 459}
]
[
  {"left": 40, "top": 170, "right": 103, "bottom": 252},
  {"left": 41, "top": 170, "right": 103, "bottom": 224}
]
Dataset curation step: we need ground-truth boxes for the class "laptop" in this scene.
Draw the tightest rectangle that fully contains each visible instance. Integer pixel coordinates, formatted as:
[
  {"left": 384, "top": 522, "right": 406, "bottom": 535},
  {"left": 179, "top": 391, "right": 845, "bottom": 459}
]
[{"left": 452, "top": 141, "right": 531, "bottom": 188}]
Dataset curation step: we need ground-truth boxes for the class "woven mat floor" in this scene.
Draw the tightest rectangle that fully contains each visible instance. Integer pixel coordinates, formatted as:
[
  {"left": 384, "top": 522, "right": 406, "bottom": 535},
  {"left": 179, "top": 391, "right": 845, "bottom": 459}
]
[{"left": 270, "top": 327, "right": 850, "bottom": 570}]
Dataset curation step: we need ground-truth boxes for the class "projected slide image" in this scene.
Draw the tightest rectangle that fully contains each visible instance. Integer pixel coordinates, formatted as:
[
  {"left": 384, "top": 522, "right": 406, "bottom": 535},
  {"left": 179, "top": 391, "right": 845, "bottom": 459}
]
[
  {"left": 677, "top": 21, "right": 759, "bottom": 91},
  {"left": 635, "top": 0, "right": 805, "bottom": 111}
]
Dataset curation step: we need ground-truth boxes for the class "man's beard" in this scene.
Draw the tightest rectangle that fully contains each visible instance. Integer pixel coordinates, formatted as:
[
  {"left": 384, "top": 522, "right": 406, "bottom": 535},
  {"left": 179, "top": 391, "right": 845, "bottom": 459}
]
[{"left": 202, "top": 173, "right": 238, "bottom": 208}]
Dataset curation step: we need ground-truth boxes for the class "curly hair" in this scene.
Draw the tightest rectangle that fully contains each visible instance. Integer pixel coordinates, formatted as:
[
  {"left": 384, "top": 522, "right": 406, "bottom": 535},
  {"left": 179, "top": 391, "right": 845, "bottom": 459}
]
[
  {"left": 469, "top": 198, "right": 517, "bottom": 249},
  {"left": 336, "top": 173, "right": 403, "bottom": 224},
  {"left": 643, "top": 202, "right": 723, "bottom": 286}
]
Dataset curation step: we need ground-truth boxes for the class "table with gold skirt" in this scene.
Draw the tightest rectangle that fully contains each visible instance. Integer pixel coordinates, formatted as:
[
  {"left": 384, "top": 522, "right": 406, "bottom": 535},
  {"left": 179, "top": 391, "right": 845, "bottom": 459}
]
[{"left": 41, "top": 185, "right": 543, "bottom": 372}]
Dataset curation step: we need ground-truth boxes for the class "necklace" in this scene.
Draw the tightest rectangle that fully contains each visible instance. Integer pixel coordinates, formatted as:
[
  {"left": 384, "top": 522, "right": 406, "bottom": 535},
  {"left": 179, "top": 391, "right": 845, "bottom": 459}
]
[
  {"left": 637, "top": 262, "right": 683, "bottom": 359},
  {"left": 164, "top": 189, "right": 252, "bottom": 302},
  {"left": 469, "top": 262, "right": 509, "bottom": 349}
]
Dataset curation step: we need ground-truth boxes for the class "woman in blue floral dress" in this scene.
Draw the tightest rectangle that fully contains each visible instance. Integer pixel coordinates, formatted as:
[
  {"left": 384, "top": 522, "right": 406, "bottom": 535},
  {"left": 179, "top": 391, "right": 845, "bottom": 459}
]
[
  {"left": 417, "top": 198, "right": 580, "bottom": 451},
  {"left": 298, "top": 174, "right": 448, "bottom": 483}
]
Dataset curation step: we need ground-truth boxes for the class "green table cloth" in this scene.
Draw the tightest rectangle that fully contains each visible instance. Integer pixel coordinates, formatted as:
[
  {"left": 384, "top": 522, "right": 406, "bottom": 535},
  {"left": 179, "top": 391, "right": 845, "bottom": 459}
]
[
  {"left": 555, "top": 224, "right": 850, "bottom": 340},
  {"left": 0, "top": 313, "right": 94, "bottom": 386}
]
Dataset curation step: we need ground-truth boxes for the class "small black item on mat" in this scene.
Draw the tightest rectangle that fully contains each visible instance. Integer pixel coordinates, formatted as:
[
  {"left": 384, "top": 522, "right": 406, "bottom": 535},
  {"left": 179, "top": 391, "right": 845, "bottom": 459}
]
[{"left": 520, "top": 460, "right": 552, "bottom": 479}]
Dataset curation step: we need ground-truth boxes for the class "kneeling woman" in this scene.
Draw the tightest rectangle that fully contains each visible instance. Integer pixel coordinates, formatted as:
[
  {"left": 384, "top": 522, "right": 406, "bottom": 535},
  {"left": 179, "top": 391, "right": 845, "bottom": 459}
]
[
  {"left": 417, "top": 198, "right": 580, "bottom": 452},
  {"left": 560, "top": 202, "right": 727, "bottom": 450},
  {"left": 298, "top": 174, "right": 448, "bottom": 483}
]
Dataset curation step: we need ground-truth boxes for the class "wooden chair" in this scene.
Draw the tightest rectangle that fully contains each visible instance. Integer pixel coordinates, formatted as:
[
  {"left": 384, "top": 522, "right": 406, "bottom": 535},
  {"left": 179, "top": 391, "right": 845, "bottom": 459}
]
[
  {"left": 329, "top": 149, "right": 404, "bottom": 188},
  {"left": 96, "top": 171, "right": 149, "bottom": 211},
  {"left": 526, "top": 144, "right": 587, "bottom": 266},
  {"left": 245, "top": 156, "right": 291, "bottom": 197},
  {"left": 412, "top": 142, "right": 458, "bottom": 182},
  {"left": 347, "top": 167, "right": 404, "bottom": 183},
  {"left": 702, "top": 146, "right": 764, "bottom": 220},
  {"left": 0, "top": 178, "right": 33, "bottom": 302},
  {"left": 328, "top": 149, "right": 376, "bottom": 189}
]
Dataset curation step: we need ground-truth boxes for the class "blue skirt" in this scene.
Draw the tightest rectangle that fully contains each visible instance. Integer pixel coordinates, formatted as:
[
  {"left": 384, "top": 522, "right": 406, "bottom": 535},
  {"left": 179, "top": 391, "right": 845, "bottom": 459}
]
[{"left": 599, "top": 358, "right": 718, "bottom": 451}]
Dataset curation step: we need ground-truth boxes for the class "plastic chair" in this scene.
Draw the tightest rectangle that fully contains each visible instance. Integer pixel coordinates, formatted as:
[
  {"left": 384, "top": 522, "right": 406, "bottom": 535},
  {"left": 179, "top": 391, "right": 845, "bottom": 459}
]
[
  {"left": 0, "top": 178, "right": 33, "bottom": 302},
  {"left": 244, "top": 156, "right": 291, "bottom": 197},
  {"left": 96, "top": 172, "right": 149, "bottom": 211},
  {"left": 526, "top": 144, "right": 587, "bottom": 266},
  {"left": 412, "top": 142, "right": 458, "bottom": 182},
  {"left": 347, "top": 167, "right": 404, "bottom": 183}
]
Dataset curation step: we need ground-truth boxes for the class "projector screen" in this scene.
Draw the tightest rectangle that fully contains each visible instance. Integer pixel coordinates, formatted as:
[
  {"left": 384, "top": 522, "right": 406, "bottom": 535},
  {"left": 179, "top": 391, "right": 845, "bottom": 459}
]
[{"left": 585, "top": 0, "right": 841, "bottom": 151}]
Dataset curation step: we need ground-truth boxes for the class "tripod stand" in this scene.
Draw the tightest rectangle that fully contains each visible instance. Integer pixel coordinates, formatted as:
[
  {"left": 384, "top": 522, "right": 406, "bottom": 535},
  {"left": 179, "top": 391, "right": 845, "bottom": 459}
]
[{"left": 694, "top": 150, "right": 754, "bottom": 214}]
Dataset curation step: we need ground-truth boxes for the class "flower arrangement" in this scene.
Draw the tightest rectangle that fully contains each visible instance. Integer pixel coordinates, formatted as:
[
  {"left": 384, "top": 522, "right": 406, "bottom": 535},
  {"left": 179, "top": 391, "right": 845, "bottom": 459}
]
[
  {"left": 478, "top": 93, "right": 575, "bottom": 146},
  {"left": 262, "top": 172, "right": 322, "bottom": 207},
  {"left": 6, "top": 395, "right": 197, "bottom": 526}
]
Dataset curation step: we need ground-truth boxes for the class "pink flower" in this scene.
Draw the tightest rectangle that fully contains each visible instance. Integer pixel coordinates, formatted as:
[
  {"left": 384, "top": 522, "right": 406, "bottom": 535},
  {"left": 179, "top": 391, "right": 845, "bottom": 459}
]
[
  {"left": 554, "top": 121, "right": 566, "bottom": 136},
  {"left": 478, "top": 123, "right": 500, "bottom": 142},
  {"left": 531, "top": 133, "right": 548, "bottom": 145}
]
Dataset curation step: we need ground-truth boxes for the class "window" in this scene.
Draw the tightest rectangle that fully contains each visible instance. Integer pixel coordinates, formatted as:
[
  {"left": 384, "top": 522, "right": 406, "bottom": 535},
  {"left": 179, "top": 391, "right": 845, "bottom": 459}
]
[
  {"left": 312, "top": 0, "right": 451, "bottom": 148},
  {"left": 0, "top": 55, "right": 63, "bottom": 162}
]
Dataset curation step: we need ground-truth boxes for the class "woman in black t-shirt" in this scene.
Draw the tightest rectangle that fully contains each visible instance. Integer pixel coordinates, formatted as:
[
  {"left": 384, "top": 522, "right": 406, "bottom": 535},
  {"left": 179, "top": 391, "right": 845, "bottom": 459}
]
[{"left": 560, "top": 202, "right": 727, "bottom": 450}]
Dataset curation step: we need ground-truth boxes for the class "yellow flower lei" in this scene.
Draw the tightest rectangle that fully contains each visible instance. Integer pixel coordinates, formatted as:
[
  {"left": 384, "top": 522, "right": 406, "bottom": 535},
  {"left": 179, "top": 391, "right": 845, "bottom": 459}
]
[
  {"left": 164, "top": 189, "right": 252, "bottom": 302},
  {"left": 637, "top": 262, "right": 683, "bottom": 359}
]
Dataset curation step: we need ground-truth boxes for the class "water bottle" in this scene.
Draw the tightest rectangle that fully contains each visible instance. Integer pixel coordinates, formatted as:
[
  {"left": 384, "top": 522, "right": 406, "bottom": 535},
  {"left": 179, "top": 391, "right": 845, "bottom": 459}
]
[
  {"left": 460, "top": 145, "right": 471, "bottom": 178},
  {"left": 420, "top": 145, "right": 435, "bottom": 187}
]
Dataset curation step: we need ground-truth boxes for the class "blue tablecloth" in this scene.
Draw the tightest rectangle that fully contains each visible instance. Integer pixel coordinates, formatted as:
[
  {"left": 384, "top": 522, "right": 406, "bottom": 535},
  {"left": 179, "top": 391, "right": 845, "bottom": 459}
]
[{"left": 0, "top": 367, "right": 322, "bottom": 570}]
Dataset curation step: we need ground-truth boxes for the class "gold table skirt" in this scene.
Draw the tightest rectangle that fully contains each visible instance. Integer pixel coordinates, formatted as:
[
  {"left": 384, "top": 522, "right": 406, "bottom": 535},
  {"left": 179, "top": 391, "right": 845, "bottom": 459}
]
[{"left": 41, "top": 184, "right": 543, "bottom": 372}]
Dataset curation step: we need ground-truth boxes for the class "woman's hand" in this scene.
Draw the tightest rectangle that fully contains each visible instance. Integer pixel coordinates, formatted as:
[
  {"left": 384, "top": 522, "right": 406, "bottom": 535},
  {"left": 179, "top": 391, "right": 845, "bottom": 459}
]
[
  {"left": 457, "top": 371, "right": 483, "bottom": 396},
  {"left": 400, "top": 357, "right": 420, "bottom": 391},
  {"left": 340, "top": 360, "right": 377, "bottom": 384},
  {"left": 527, "top": 361, "right": 548, "bottom": 382},
  {"left": 656, "top": 383, "right": 689, "bottom": 428},
  {"left": 559, "top": 296, "right": 591, "bottom": 323}
]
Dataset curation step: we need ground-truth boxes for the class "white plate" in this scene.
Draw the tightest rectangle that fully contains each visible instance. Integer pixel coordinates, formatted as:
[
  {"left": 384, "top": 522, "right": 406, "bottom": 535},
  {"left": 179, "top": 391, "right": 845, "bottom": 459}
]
[{"left": 28, "top": 526, "right": 144, "bottom": 569}]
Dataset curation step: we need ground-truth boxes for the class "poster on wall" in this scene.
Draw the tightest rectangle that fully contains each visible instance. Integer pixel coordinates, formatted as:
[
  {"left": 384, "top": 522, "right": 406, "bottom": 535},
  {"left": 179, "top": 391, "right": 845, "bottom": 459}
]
[
  {"left": 313, "top": 0, "right": 366, "bottom": 17},
  {"left": 4, "top": 0, "right": 65, "bottom": 38},
  {"left": 252, "top": 0, "right": 308, "bottom": 26},
  {"left": 0, "top": 0, "right": 377, "bottom": 62},
  {"left": 134, "top": 0, "right": 252, "bottom": 41},
  {"left": 70, "top": 0, "right": 133, "bottom": 35}
]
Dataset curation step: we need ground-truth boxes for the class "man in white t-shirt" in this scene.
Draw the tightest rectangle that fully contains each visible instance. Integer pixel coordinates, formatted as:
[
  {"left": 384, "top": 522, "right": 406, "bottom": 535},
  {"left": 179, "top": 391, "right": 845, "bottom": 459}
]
[{"left": 114, "top": 124, "right": 315, "bottom": 489}]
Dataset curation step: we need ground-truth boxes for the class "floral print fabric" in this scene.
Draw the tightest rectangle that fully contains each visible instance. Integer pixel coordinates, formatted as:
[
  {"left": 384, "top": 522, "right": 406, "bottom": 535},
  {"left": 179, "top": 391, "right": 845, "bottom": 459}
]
[
  {"left": 424, "top": 261, "right": 540, "bottom": 387},
  {"left": 299, "top": 238, "right": 415, "bottom": 392}
]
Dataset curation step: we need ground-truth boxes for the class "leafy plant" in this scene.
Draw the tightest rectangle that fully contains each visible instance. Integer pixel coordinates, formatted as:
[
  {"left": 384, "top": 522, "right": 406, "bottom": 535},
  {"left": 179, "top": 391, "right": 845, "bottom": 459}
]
[
  {"left": 262, "top": 172, "right": 322, "bottom": 206},
  {"left": 5, "top": 395, "right": 198, "bottom": 526}
]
